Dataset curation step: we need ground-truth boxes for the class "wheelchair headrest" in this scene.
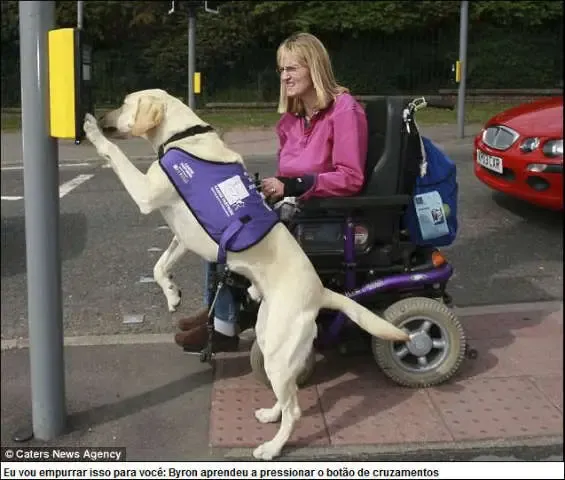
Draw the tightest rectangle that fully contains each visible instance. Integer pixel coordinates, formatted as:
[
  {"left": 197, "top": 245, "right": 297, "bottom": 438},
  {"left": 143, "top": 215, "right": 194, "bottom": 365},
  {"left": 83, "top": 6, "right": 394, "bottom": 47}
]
[{"left": 361, "top": 97, "right": 406, "bottom": 195}]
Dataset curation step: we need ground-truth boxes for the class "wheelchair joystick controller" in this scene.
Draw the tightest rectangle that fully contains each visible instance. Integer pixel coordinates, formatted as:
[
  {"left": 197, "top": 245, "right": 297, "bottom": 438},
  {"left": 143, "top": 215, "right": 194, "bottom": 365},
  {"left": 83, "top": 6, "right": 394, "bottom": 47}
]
[{"left": 253, "top": 172, "right": 261, "bottom": 191}]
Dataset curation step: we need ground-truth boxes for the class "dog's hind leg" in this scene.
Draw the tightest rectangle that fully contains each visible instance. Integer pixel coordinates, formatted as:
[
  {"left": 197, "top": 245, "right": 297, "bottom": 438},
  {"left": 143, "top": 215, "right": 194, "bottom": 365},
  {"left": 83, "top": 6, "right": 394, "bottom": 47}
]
[
  {"left": 153, "top": 236, "right": 188, "bottom": 312},
  {"left": 254, "top": 302, "right": 281, "bottom": 424},
  {"left": 253, "top": 370, "right": 300, "bottom": 460},
  {"left": 253, "top": 311, "right": 318, "bottom": 460}
]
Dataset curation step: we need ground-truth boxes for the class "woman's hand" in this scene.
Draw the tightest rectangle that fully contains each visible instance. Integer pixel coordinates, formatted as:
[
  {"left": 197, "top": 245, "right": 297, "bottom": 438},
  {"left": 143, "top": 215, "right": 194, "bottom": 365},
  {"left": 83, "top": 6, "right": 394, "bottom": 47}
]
[{"left": 261, "top": 177, "right": 285, "bottom": 202}]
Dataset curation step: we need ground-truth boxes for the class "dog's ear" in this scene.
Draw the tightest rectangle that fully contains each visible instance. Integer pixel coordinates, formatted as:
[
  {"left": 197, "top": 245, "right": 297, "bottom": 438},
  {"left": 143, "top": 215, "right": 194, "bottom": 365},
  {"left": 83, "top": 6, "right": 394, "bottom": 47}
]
[{"left": 130, "top": 96, "right": 164, "bottom": 136}]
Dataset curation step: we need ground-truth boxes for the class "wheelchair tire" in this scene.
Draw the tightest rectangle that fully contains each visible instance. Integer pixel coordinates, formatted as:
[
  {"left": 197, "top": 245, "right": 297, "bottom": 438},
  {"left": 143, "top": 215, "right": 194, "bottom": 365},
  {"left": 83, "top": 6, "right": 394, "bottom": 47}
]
[
  {"left": 371, "top": 297, "right": 466, "bottom": 388},
  {"left": 249, "top": 339, "right": 317, "bottom": 388}
]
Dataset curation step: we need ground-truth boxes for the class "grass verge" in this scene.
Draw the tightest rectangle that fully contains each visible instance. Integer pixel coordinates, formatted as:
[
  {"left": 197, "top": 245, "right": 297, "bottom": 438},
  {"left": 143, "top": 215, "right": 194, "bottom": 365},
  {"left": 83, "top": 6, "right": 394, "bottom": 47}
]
[{"left": 1, "top": 101, "right": 524, "bottom": 133}]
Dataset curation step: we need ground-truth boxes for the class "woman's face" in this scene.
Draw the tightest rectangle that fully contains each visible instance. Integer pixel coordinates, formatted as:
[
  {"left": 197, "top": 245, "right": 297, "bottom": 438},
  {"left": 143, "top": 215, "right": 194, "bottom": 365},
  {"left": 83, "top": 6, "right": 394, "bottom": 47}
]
[{"left": 278, "top": 52, "right": 313, "bottom": 99}]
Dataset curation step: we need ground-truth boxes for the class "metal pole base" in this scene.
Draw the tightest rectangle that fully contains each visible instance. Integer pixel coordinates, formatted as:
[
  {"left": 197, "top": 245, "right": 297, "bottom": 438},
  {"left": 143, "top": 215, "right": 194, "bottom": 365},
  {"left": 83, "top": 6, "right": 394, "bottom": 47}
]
[{"left": 12, "top": 427, "right": 34, "bottom": 443}]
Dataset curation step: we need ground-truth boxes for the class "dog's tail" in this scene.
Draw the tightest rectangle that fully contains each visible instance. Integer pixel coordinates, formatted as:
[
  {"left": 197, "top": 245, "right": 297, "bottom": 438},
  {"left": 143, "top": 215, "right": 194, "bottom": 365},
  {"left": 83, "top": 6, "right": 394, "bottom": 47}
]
[{"left": 322, "top": 288, "right": 410, "bottom": 341}]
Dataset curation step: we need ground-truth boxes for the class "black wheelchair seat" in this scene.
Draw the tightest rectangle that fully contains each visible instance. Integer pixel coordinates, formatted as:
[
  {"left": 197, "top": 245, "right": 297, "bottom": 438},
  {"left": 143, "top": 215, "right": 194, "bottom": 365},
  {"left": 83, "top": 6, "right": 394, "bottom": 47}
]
[
  {"left": 292, "top": 96, "right": 428, "bottom": 288},
  {"left": 300, "top": 96, "right": 422, "bottom": 215}
]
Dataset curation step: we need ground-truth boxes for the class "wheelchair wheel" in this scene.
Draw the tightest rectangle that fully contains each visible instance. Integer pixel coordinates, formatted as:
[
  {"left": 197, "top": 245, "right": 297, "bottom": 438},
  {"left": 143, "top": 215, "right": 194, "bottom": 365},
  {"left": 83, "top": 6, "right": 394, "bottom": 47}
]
[
  {"left": 249, "top": 339, "right": 317, "bottom": 388},
  {"left": 371, "top": 297, "right": 466, "bottom": 388}
]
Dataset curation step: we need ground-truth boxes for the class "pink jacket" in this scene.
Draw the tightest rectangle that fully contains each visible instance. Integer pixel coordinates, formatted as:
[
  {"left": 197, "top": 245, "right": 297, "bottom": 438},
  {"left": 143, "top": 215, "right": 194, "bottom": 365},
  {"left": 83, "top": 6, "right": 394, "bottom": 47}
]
[{"left": 276, "top": 92, "right": 368, "bottom": 200}]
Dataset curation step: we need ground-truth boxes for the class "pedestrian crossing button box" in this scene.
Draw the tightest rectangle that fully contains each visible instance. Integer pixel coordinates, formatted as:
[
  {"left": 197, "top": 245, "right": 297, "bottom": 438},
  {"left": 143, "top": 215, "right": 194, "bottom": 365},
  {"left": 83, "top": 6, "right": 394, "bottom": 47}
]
[{"left": 48, "top": 27, "right": 94, "bottom": 144}]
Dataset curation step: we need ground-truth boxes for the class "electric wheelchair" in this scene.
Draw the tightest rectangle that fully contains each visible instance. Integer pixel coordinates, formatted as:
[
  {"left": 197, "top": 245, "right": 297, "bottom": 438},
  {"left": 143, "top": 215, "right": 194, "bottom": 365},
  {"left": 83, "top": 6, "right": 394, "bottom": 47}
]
[{"left": 202, "top": 96, "right": 472, "bottom": 388}]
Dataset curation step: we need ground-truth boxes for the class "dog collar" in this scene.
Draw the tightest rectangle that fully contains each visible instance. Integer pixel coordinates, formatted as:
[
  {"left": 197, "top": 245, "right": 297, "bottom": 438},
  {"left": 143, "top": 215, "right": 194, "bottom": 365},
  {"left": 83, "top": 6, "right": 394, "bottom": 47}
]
[{"left": 157, "top": 125, "right": 215, "bottom": 159}]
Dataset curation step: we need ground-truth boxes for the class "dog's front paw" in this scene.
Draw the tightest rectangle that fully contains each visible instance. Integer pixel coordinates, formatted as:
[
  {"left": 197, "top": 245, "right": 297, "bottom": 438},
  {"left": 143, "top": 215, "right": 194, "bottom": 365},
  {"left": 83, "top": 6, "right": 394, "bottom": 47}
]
[
  {"left": 83, "top": 113, "right": 102, "bottom": 141},
  {"left": 84, "top": 114, "right": 112, "bottom": 157},
  {"left": 166, "top": 285, "right": 182, "bottom": 312}
]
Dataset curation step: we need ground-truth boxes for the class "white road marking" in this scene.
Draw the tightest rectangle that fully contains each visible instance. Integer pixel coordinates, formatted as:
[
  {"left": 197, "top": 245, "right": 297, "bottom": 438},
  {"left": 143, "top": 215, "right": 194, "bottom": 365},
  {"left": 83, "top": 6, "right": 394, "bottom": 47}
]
[
  {"left": 1, "top": 166, "right": 24, "bottom": 171},
  {"left": 58, "top": 174, "right": 94, "bottom": 198},
  {"left": 1, "top": 162, "right": 92, "bottom": 171},
  {"left": 138, "top": 276, "right": 156, "bottom": 284},
  {"left": 148, "top": 247, "right": 163, "bottom": 252},
  {"left": 2, "top": 174, "right": 94, "bottom": 201},
  {"left": 122, "top": 314, "right": 145, "bottom": 324},
  {"left": 1, "top": 156, "right": 155, "bottom": 172},
  {"left": 57, "top": 162, "right": 92, "bottom": 169},
  {"left": 155, "top": 225, "right": 170, "bottom": 231},
  {"left": 1, "top": 195, "right": 23, "bottom": 201}
]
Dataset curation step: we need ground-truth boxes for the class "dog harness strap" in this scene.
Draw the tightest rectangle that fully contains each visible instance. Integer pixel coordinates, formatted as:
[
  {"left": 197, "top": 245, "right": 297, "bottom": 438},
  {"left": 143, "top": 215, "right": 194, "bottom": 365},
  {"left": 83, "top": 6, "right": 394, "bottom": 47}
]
[
  {"left": 217, "top": 217, "right": 247, "bottom": 264},
  {"left": 157, "top": 125, "right": 215, "bottom": 159}
]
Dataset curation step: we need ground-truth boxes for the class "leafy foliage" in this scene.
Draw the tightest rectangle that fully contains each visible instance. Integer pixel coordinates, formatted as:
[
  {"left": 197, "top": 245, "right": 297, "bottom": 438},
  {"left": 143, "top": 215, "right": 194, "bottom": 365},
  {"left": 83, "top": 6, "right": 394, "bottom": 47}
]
[
  {"left": 1, "top": 2, "right": 19, "bottom": 45},
  {"left": 1, "top": 0, "right": 562, "bottom": 106},
  {"left": 251, "top": 1, "right": 564, "bottom": 33}
]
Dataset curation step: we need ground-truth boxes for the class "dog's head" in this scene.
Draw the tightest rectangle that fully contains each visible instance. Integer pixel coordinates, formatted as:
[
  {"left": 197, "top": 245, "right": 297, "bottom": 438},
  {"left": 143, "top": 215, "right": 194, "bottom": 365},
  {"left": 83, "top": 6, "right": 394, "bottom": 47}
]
[
  {"left": 98, "top": 88, "right": 209, "bottom": 141},
  {"left": 98, "top": 89, "right": 171, "bottom": 138},
  {"left": 98, "top": 88, "right": 241, "bottom": 164}
]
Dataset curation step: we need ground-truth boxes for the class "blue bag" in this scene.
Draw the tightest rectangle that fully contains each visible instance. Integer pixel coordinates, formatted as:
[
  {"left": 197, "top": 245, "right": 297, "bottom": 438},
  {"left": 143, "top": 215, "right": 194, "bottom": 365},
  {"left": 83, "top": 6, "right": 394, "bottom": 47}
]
[{"left": 403, "top": 136, "right": 458, "bottom": 247}]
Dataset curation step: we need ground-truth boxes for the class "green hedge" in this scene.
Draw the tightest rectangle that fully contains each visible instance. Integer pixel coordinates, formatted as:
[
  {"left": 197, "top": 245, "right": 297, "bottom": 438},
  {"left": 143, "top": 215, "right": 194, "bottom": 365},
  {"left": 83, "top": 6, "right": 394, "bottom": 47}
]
[{"left": 1, "top": 19, "right": 562, "bottom": 107}]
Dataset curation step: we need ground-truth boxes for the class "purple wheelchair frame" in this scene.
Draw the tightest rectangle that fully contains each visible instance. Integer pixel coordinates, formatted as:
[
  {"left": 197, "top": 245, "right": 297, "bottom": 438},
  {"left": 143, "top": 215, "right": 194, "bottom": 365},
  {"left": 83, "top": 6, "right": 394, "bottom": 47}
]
[{"left": 319, "top": 216, "right": 453, "bottom": 346}]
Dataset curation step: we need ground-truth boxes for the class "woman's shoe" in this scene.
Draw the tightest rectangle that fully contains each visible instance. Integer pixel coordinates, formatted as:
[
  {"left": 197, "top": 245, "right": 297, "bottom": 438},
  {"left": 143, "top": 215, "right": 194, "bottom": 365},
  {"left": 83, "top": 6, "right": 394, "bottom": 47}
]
[
  {"left": 174, "top": 324, "right": 239, "bottom": 353},
  {"left": 177, "top": 309, "right": 209, "bottom": 331}
]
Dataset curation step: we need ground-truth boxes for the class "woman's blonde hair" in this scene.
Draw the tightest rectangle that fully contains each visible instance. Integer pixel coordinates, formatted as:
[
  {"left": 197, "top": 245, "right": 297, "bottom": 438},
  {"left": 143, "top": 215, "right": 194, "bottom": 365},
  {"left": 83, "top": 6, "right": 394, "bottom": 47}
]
[{"left": 276, "top": 32, "right": 348, "bottom": 115}]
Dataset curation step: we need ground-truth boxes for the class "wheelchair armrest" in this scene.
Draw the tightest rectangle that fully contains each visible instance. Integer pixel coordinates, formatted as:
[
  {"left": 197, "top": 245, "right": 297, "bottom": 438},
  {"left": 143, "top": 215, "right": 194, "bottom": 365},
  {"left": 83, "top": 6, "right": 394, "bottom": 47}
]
[{"left": 299, "top": 195, "right": 411, "bottom": 213}]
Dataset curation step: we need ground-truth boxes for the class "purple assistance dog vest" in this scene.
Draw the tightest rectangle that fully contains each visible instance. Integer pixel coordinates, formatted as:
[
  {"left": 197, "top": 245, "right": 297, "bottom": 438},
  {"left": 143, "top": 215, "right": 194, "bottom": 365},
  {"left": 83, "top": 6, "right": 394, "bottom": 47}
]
[{"left": 159, "top": 148, "right": 279, "bottom": 264}]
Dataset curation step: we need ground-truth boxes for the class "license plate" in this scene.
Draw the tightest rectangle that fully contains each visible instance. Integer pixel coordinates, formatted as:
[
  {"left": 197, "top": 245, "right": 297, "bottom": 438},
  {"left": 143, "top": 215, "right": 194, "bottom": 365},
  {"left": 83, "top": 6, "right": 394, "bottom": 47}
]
[{"left": 477, "top": 149, "right": 503, "bottom": 174}]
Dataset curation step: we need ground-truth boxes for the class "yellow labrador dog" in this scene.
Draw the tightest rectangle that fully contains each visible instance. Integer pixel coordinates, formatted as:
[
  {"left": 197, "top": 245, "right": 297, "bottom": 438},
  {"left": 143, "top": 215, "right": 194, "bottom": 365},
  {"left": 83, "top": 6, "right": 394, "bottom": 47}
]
[{"left": 83, "top": 89, "right": 409, "bottom": 461}]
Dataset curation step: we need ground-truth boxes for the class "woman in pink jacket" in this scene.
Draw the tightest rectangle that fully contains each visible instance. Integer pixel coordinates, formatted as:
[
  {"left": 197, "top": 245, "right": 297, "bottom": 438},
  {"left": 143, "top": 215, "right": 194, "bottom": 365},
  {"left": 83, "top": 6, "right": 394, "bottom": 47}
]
[{"left": 175, "top": 32, "right": 368, "bottom": 351}]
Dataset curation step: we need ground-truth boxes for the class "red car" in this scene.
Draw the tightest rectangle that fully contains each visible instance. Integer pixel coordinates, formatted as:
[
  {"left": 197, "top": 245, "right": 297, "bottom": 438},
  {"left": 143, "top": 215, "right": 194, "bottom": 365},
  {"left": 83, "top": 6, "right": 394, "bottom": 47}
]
[{"left": 474, "top": 96, "right": 563, "bottom": 210}]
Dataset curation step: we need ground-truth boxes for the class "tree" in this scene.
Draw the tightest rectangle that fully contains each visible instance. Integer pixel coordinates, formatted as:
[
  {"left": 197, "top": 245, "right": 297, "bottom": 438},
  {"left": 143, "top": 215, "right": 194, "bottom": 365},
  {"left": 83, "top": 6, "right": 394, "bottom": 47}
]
[{"left": 1, "top": 0, "right": 562, "bottom": 105}]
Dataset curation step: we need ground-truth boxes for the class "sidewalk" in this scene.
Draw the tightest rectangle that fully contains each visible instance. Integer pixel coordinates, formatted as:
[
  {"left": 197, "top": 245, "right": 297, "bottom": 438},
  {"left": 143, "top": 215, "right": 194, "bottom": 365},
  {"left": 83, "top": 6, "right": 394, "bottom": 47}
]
[
  {"left": 1, "top": 301, "right": 562, "bottom": 461},
  {"left": 222, "top": 123, "right": 482, "bottom": 159},
  {"left": 0, "top": 123, "right": 481, "bottom": 167}
]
